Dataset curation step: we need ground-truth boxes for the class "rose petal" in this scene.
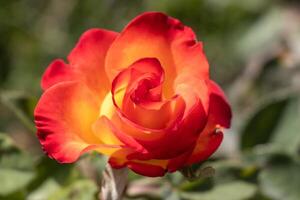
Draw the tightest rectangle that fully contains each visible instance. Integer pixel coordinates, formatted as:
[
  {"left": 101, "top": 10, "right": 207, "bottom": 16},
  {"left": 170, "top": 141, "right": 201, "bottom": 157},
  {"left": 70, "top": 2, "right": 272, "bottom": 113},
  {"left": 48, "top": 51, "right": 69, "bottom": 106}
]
[
  {"left": 68, "top": 28, "right": 117, "bottom": 94},
  {"left": 42, "top": 28, "right": 118, "bottom": 99},
  {"left": 112, "top": 58, "right": 173, "bottom": 129},
  {"left": 34, "top": 81, "right": 119, "bottom": 163},
  {"left": 186, "top": 131, "right": 223, "bottom": 165},
  {"left": 167, "top": 147, "right": 194, "bottom": 172},
  {"left": 186, "top": 81, "right": 231, "bottom": 165},
  {"left": 127, "top": 161, "right": 166, "bottom": 177},
  {"left": 108, "top": 149, "right": 167, "bottom": 177},
  {"left": 207, "top": 81, "right": 232, "bottom": 128},
  {"left": 41, "top": 59, "right": 79, "bottom": 90},
  {"left": 105, "top": 12, "right": 208, "bottom": 98}
]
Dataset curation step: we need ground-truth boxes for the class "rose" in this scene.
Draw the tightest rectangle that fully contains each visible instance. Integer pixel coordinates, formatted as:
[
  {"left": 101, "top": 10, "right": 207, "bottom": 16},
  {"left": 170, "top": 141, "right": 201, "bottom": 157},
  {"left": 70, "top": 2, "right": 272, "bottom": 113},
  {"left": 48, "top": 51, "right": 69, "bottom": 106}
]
[{"left": 34, "top": 12, "right": 231, "bottom": 177}]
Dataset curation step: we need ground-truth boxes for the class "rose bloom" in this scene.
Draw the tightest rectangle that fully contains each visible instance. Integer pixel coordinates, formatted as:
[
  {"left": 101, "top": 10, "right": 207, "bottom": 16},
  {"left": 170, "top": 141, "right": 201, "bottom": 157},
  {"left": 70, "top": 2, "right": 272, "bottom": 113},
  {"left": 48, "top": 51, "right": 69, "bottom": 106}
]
[{"left": 34, "top": 12, "right": 231, "bottom": 177}]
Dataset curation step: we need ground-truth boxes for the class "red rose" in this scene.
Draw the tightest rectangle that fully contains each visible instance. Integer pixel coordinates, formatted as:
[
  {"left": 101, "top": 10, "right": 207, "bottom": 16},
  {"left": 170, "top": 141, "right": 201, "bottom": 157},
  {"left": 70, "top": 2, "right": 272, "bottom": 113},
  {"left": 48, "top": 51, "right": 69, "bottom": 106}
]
[{"left": 34, "top": 12, "right": 231, "bottom": 177}]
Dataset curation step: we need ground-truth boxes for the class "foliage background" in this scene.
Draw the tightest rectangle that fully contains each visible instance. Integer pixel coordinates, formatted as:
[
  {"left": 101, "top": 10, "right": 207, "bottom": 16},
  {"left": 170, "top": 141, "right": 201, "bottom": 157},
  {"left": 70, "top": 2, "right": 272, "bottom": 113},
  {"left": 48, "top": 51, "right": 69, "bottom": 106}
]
[{"left": 1, "top": 0, "right": 300, "bottom": 199}]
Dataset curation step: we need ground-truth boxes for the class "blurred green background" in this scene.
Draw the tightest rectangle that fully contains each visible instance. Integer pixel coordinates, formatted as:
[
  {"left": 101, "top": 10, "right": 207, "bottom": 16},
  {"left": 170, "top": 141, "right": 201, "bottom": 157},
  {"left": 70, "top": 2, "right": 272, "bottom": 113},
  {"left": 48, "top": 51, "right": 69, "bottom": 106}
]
[{"left": 1, "top": 0, "right": 300, "bottom": 199}]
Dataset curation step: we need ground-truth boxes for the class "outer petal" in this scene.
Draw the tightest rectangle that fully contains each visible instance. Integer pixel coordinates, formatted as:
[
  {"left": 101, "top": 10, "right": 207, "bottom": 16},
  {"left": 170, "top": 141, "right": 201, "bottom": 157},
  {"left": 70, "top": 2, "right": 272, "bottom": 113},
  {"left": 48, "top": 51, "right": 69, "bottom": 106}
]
[
  {"left": 187, "top": 81, "right": 232, "bottom": 165},
  {"left": 186, "top": 131, "right": 223, "bottom": 165},
  {"left": 105, "top": 12, "right": 209, "bottom": 98},
  {"left": 108, "top": 143, "right": 194, "bottom": 176},
  {"left": 127, "top": 161, "right": 166, "bottom": 177},
  {"left": 68, "top": 28, "right": 118, "bottom": 95},
  {"left": 108, "top": 148, "right": 167, "bottom": 177},
  {"left": 42, "top": 28, "right": 118, "bottom": 99},
  {"left": 34, "top": 81, "right": 119, "bottom": 163},
  {"left": 41, "top": 59, "right": 79, "bottom": 90},
  {"left": 206, "top": 81, "right": 232, "bottom": 129}
]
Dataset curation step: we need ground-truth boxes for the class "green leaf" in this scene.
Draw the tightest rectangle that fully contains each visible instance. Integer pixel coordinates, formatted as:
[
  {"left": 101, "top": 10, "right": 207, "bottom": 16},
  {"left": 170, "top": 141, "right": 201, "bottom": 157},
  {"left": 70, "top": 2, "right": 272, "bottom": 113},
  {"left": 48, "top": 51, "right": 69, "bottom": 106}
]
[
  {"left": 235, "top": 7, "right": 283, "bottom": 59},
  {"left": 27, "top": 157, "right": 76, "bottom": 192},
  {"left": 27, "top": 179, "right": 61, "bottom": 200},
  {"left": 48, "top": 180, "right": 97, "bottom": 200},
  {"left": 259, "top": 161, "right": 300, "bottom": 200},
  {"left": 0, "top": 90, "right": 36, "bottom": 133},
  {"left": 180, "top": 181, "right": 257, "bottom": 200},
  {"left": 241, "top": 98, "right": 288, "bottom": 150},
  {"left": 0, "top": 133, "right": 35, "bottom": 170},
  {"left": 271, "top": 97, "right": 300, "bottom": 155},
  {"left": 0, "top": 168, "right": 34, "bottom": 196},
  {"left": 0, "top": 133, "right": 35, "bottom": 197}
]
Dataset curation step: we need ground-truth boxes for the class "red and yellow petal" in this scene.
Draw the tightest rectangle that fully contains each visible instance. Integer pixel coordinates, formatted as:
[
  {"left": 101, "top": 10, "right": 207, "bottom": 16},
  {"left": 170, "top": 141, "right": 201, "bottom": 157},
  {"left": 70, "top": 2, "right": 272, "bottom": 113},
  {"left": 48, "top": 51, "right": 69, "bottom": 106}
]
[
  {"left": 108, "top": 145, "right": 194, "bottom": 176},
  {"left": 186, "top": 81, "right": 232, "bottom": 165},
  {"left": 42, "top": 29, "right": 118, "bottom": 98},
  {"left": 108, "top": 148, "right": 167, "bottom": 177},
  {"left": 36, "top": 12, "right": 231, "bottom": 177},
  {"left": 105, "top": 12, "right": 209, "bottom": 98},
  {"left": 68, "top": 28, "right": 118, "bottom": 96},
  {"left": 41, "top": 59, "right": 79, "bottom": 90},
  {"left": 34, "top": 81, "right": 119, "bottom": 163},
  {"left": 112, "top": 58, "right": 172, "bottom": 129},
  {"left": 105, "top": 57, "right": 205, "bottom": 159}
]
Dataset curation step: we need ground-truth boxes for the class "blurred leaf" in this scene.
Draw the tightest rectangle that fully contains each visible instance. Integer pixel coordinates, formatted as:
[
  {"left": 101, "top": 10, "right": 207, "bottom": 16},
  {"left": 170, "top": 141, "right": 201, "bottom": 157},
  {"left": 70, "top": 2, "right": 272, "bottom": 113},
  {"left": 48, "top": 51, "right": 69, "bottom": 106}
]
[
  {"left": 180, "top": 181, "right": 257, "bottom": 200},
  {"left": 165, "top": 190, "right": 180, "bottom": 200},
  {"left": 0, "top": 133, "right": 35, "bottom": 169},
  {"left": 48, "top": 179, "right": 97, "bottom": 200},
  {"left": 166, "top": 172, "right": 184, "bottom": 186},
  {"left": 28, "top": 157, "right": 76, "bottom": 192},
  {"left": 0, "top": 133, "right": 35, "bottom": 197},
  {"left": 180, "top": 166, "right": 215, "bottom": 182},
  {"left": 241, "top": 98, "right": 289, "bottom": 150},
  {"left": 208, "top": 0, "right": 271, "bottom": 12},
  {"left": 0, "top": 90, "right": 36, "bottom": 133},
  {"left": 27, "top": 179, "right": 61, "bottom": 200},
  {"left": 271, "top": 97, "right": 300, "bottom": 155},
  {"left": 259, "top": 161, "right": 300, "bottom": 200},
  {"left": 28, "top": 178, "right": 97, "bottom": 200},
  {"left": 0, "top": 169, "right": 34, "bottom": 196},
  {"left": 236, "top": 7, "right": 283, "bottom": 58},
  {"left": 0, "top": 132, "right": 14, "bottom": 150},
  {"left": 179, "top": 178, "right": 213, "bottom": 192},
  {"left": 212, "top": 160, "right": 246, "bottom": 184}
]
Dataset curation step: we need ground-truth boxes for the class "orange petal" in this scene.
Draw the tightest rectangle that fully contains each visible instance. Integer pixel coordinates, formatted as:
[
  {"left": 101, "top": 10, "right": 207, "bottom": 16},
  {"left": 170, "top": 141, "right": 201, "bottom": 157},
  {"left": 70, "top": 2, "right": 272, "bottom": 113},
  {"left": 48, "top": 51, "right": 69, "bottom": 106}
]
[
  {"left": 42, "top": 29, "right": 118, "bottom": 99},
  {"left": 34, "top": 81, "right": 119, "bottom": 163},
  {"left": 108, "top": 148, "right": 168, "bottom": 177},
  {"left": 111, "top": 58, "right": 173, "bottom": 129},
  {"left": 105, "top": 12, "right": 209, "bottom": 98},
  {"left": 68, "top": 28, "right": 118, "bottom": 96}
]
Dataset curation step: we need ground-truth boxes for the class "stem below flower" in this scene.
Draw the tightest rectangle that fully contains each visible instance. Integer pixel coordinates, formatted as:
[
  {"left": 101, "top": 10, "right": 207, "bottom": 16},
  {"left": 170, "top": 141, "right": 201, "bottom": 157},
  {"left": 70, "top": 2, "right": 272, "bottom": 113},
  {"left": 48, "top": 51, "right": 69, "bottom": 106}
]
[{"left": 100, "top": 164, "right": 128, "bottom": 200}]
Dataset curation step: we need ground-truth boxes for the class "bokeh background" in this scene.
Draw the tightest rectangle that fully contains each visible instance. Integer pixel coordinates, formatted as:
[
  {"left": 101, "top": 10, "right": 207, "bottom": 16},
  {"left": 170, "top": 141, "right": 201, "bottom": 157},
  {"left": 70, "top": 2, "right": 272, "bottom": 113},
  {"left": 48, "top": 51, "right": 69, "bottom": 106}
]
[{"left": 1, "top": 0, "right": 300, "bottom": 199}]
